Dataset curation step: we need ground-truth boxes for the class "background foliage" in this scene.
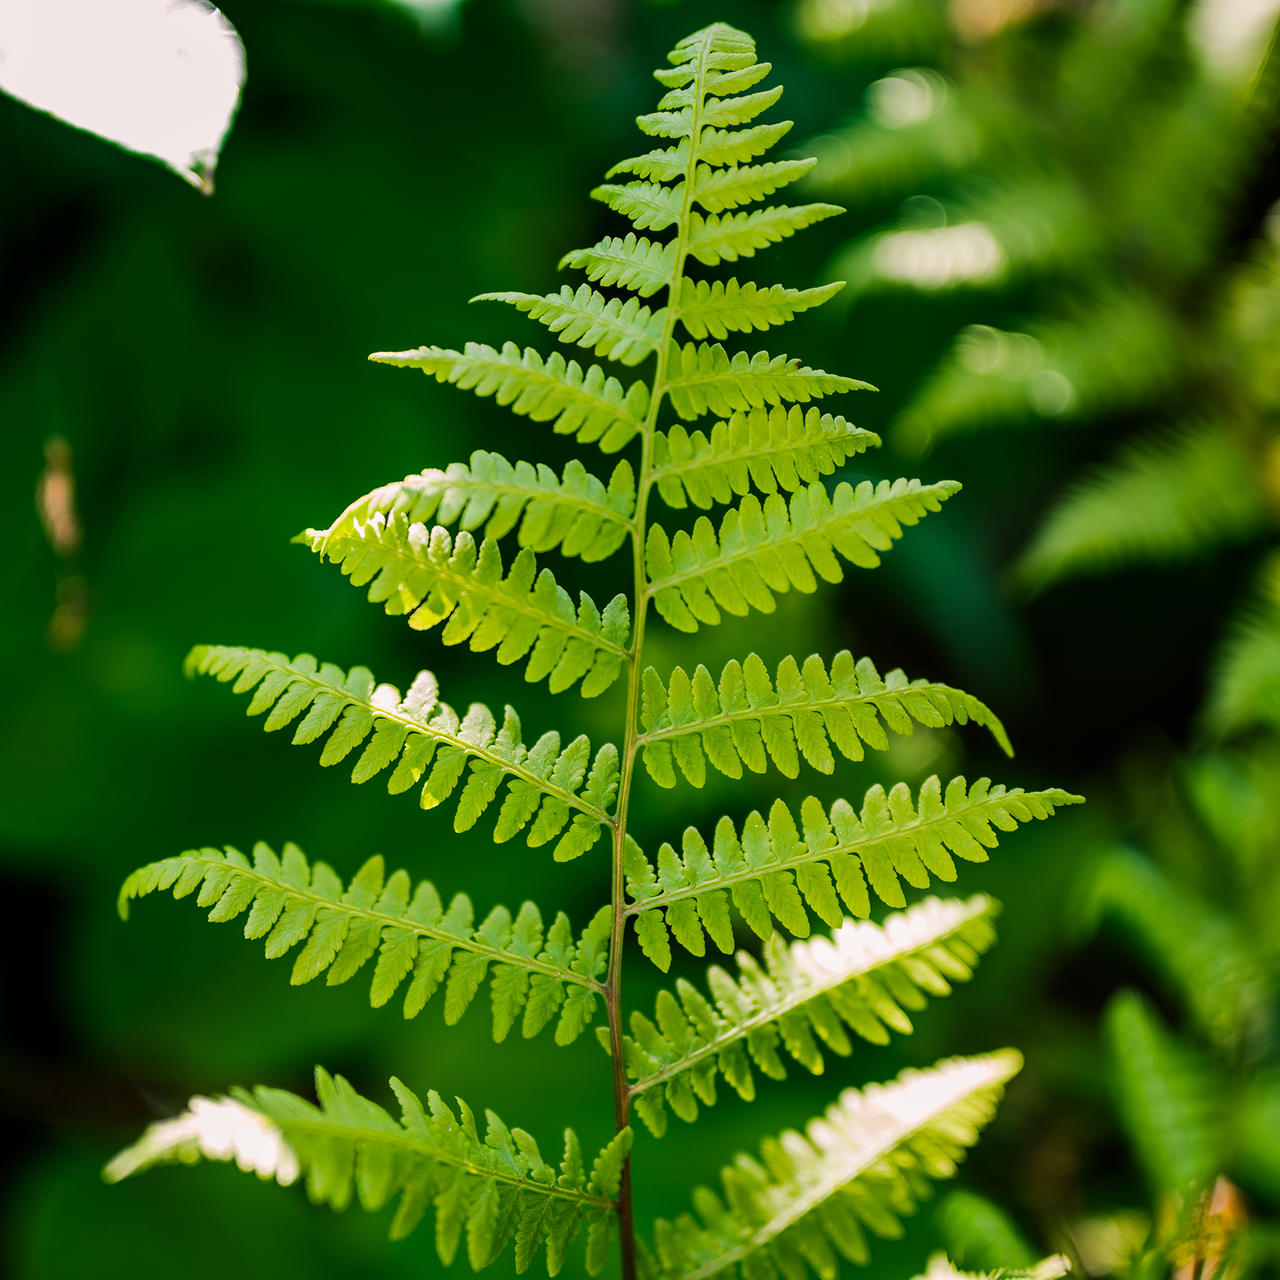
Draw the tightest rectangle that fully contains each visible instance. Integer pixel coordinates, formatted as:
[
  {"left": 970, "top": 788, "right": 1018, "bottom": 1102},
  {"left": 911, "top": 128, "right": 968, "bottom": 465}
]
[{"left": 2, "top": 1, "right": 1278, "bottom": 1278}]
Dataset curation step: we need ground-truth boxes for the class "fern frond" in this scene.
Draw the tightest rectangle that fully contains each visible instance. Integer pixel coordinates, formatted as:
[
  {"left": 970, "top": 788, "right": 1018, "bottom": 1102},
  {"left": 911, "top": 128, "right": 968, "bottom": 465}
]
[
  {"left": 311, "top": 452, "right": 635, "bottom": 566},
  {"left": 1016, "top": 424, "right": 1268, "bottom": 590},
  {"left": 624, "top": 780, "right": 1080, "bottom": 964},
  {"left": 616, "top": 895, "right": 997, "bottom": 1136},
  {"left": 676, "top": 280, "right": 845, "bottom": 341},
  {"left": 686, "top": 205, "right": 845, "bottom": 266},
  {"left": 559, "top": 235, "right": 678, "bottom": 298},
  {"left": 592, "top": 180, "right": 687, "bottom": 232},
  {"left": 646, "top": 479, "right": 960, "bottom": 633},
  {"left": 185, "top": 646, "right": 618, "bottom": 858},
  {"left": 637, "top": 651, "right": 1011, "bottom": 789},
  {"left": 369, "top": 342, "right": 649, "bottom": 454},
  {"left": 106, "top": 1068, "right": 631, "bottom": 1275},
  {"left": 646, "top": 1050, "right": 1022, "bottom": 1280},
  {"left": 300, "top": 516, "right": 629, "bottom": 696},
  {"left": 1105, "top": 991, "right": 1224, "bottom": 1193},
  {"left": 1076, "top": 847, "right": 1270, "bottom": 1052},
  {"left": 664, "top": 343, "right": 872, "bottom": 420},
  {"left": 691, "top": 159, "right": 817, "bottom": 213},
  {"left": 119, "top": 844, "right": 611, "bottom": 1043},
  {"left": 1204, "top": 603, "right": 1280, "bottom": 738},
  {"left": 653, "top": 407, "right": 879, "bottom": 511},
  {"left": 478, "top": 287, "right": 667, "bottom": 367}
]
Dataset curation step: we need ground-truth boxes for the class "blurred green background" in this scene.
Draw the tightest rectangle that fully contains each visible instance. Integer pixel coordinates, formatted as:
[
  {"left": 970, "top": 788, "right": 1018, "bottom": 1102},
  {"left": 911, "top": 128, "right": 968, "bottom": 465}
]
[{"left": 4, "top": 0, "right": 1280, "bottom": 1277}]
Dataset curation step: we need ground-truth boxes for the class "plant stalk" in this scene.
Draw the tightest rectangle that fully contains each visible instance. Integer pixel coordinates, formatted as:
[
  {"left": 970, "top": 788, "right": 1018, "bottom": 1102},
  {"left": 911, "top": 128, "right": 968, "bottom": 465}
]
[{"left": 604, "top": 29, "right": 713, "bottom": 1279}]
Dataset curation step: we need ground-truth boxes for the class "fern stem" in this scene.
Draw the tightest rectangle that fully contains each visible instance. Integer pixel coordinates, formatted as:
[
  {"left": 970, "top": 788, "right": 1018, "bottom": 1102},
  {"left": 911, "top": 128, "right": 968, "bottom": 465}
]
[{"left": 605, "top": 27, "right": 719, "bottom": 1280}]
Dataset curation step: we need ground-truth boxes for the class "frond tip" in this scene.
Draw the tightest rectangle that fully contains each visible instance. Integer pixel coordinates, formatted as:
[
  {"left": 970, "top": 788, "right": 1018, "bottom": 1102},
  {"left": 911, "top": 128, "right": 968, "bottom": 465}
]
[
  {"left": 618, "top": 895, "right": 998, "bottom": 1137},
  {"left": 624, "top": 780, "right": 1082, "bottom": 965},
  {"left": 185, "top": 646, "right": 618, "bottom": 859},
  {"left": 107, "top": 1068, "right": 633, "bottom": 1276},
  {"left": 646, "top": 1050, "right": 1023, "bottom": 1280},
  {"left": 118, "top": 844, "right": 610, "bottom": 1044},
  {"left": 638, "top": 651, "right": 1012, "bottom": 790}
]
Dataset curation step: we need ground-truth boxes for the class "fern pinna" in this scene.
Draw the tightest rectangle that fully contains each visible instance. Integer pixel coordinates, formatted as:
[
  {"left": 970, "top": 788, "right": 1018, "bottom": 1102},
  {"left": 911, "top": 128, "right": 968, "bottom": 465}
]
[{"left": 109, "top": 24, "right": 1082, "bottom": 1280}]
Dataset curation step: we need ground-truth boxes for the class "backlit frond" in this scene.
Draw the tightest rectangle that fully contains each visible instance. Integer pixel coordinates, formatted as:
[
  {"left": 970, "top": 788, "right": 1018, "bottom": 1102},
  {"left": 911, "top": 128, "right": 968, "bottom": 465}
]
[
  {"left": 646, "top": 479, "right": 960, "bottom": 632},
  {"left": 186, "top": 646, "right": 618, "bottom": 857},
  {"left": 676, "top": 279, "right": 845, "bottom": 340},
  {"left": 624, "top": 780, "right": 1080, "bottom": 965},
  {"left": 646, "top": 1051, "right": 1023, "bottom": 1280},
  {"left": 370, "top": 342, "right": 649, "bottom": 453},
  {"left": 653, "top": 407, "right": 878, "bottom": 510},
  {"left": 314, "top": 452, "right": 635, "bottom": 565},
  {"left": 120, "top": 844, "right": 610, "bottom": 1043},
  {"left": 107, "top": 1068, "right": 632, "bottom": 1276},
  {"left": 478, "top": 287, "right": 666, "bottom": 367},
  {"left": 615, "top": 895, "right": 997, "bottom": 1135},
  {"left": 638, "top": 651, "right": 1011, "bottom": 789},
  {"left": 300, "top": 516, "right": 630, "bottom": 696}
]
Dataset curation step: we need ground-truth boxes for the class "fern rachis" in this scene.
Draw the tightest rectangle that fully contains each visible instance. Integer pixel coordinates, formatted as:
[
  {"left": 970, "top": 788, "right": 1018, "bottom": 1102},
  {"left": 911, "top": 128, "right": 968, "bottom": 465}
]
[{"left": 109, "top": 23, "right": 1081, "bottom": 1280}]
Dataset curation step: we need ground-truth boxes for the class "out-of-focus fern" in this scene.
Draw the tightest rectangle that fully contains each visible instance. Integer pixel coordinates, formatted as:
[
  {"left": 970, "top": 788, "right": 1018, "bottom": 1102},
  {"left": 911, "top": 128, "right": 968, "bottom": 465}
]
[
  {"left": 1105, "top": 991, "right": 1225, "bottom": 1194},
  {"left": 108, "top": 23, "right": 1080, "bottom": 1280}
]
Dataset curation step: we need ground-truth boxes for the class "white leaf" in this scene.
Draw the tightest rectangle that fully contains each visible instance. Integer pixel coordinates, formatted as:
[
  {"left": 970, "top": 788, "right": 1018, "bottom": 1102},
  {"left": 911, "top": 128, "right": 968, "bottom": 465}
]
[{"left": 0, "top": 0, "right": 245, "bottom": 191}]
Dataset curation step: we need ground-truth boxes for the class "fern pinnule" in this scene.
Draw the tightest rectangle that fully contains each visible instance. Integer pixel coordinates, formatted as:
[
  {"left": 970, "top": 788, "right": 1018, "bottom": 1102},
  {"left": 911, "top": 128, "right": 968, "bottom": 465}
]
[
  {"left": 120, "top": 843, "right": 611, "bottom": 1043},
  {"left": 186, "top": 645, "right": 618, "bottom": 857},
  {"left": 652, "top": 407, "right": 878, "bottom": 511},
  {"left": 369, "top": 342, "right": 650, "bottom": 453},
  {"left": 638, "top": 650, "right": 1011, "bottom": 789},
  {"left": 625, "top": 781, "right": 1081, "bottom": 969},
  {"left": 300, "top": 513, "right": 630, "bottom": 696},
  {"left": 645, "top": 1051, "right": 1023, "bottom": 1280},
  {"left": 322, "top": 452, "right": 636, "bottom": 564},
  {"left": 646, "top": 478, "right": 961, "bottom": 633},
  {"left": 106, "top": 1067, "right": 632, "bottom": 1276},
  {"left": 617, "top": 895, "right": 998, "bottom": 1136}
]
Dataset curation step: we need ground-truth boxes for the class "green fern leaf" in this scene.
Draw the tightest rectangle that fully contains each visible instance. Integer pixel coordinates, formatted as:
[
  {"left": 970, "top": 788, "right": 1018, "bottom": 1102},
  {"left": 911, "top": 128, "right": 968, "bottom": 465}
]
[
  {"left": 611, "top": 124, "right": 799, "bottom": 181},
  {"left": 691, "top": 159, "right": 816, "bottom": 213},
  {"left": 1076, "top": 847, "right": 1270, "bottom": 1052},
  {"left": 664, "top": 343, "right": 872, "bottom": 420},
  {"left": 1016, "top": 423, "right": 1268, "bottom": 589},
  {"left": 653, "top": 406, "right": 878, "bottom": 510},
  {"left": 1204, "top": 603, "right": 1280, "bottom": 738},
  {"left": 686, "top": 205, "right": 845, "bottom": 267},
  {"left": 118, "top": 843, "right": 609, "bottom": 1042},
  {"left": 646, "top": 1051, "right": 1022, "bottom": 1280},
  {"left": 618, "top": 895, "right": 998, "bottom": 1135},
  {"left": 299, "top": 516, "right": 629, "bottom": 695},
  {"left": 676, "top": 279, "right": 845, "bottom": 341},
  {"left": 478, "top": 287, "right": 667, "bottom": 367},
  {"left": 309, "top": 451, "right": 635, "bottom": 565},
  {"left": 559, "top": 235, "right": 677, "bottom": 298},
  {"left": 1105, "top": 991, "right": 1224, "bottom": 1193},
  {"left": 105, "top": 1068, "right": 630, "bottom": 1276},
  {"left": 592, "top": 180, "right": 687, "bottom": 232},
  {"left": 646, "top": 479, "right": 960, "bottom": 632},
  {"left": 369, "top": 342, "right": 649, "bottom": 453},
  {"left": 625, "top": 780, "right": 1082, "bottom": 961},
  {"left": 638, "top": 651, "right": 1011, "bottom": 789},
  {"left": 185, "top": 646, "right": 617, "bottom": 848}
]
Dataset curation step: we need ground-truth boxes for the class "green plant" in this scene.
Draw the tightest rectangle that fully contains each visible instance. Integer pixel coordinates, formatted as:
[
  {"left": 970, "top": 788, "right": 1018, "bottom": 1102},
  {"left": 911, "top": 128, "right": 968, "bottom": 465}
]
[
  {"left": 104, "top": 23, "right": 1081, "bottom": 1280},
  {"left": 796, "top": 1, "right": 1280, "bottom": 1268}
]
